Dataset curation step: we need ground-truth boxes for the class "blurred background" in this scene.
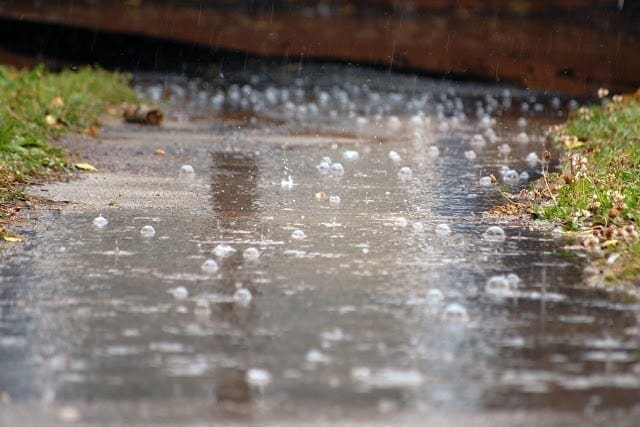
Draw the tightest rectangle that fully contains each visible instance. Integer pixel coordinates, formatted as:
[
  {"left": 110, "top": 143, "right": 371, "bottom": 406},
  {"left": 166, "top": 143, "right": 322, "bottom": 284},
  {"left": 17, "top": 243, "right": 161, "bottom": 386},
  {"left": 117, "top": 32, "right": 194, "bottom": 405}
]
[{"left": 0, "top": 0, "right": 638, "bottom": 95}]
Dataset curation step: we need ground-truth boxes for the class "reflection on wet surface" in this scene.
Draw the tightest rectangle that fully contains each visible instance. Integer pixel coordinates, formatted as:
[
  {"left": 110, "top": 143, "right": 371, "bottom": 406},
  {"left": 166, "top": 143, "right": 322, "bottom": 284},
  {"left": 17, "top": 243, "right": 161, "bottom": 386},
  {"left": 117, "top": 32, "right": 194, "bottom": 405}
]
[{"left": 2, "top": 65, "right": 640, "bottom": 419}]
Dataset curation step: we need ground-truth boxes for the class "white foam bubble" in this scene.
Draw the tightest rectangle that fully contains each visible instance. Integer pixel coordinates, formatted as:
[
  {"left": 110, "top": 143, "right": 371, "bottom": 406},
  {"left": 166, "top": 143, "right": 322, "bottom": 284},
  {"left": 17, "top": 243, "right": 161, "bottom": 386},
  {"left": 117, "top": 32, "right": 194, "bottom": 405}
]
[
  {"left": 168, "top": 286, "right": 189, "bottom": 300},
  {"left": 243, "top": 247, "right": 260, "bottom": 262},
  {"left": 397, "top": 166, "right": 412, "bottom": 181},
  {"left": 435, "top": 223, "right": 451, "bottom": 236},
  {"left": 291, "top": 229, "right": 307, "bottom": 240}
]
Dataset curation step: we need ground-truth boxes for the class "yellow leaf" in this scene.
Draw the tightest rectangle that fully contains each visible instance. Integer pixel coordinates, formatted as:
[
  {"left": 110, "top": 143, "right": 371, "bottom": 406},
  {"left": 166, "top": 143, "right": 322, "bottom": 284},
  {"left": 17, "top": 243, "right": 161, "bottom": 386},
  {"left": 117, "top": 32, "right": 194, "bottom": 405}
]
[
  {"left": 564, "top": 139, "right": 584, "bottom": 150},
  {"left": 74, "top": 163, "right": 98, "bottom": 172},
  {"left": 45, "top": 114, "right": 58, "bottom": 126},
  {"left": 602, "top": 239, "right": 619, "bottom": 248},
  {"left": 3, "top": 235, "right": 23, "bottom": 242}
]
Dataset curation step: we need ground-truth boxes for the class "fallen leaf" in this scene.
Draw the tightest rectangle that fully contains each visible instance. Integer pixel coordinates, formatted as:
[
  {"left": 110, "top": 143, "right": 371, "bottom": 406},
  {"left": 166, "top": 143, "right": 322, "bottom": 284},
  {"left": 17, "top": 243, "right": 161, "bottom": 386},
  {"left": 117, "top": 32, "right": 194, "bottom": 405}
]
[
  {"left": 45, "top": 114, "right": 57, "bottom": 125},
  {"left": 3, "top": 235, "right": 23, "bottom": 242},
  {"left": 154, "top": 149, "right": 166, "bottom": 156},
  {"left": 602, "top": 239, "right": 619, "bottom": 248},
  {"left": 84, "top": 124, "right": 99, "bottom": 137},
  {"left": 74, "top": 163, "right": 98, "bottom": 172}
]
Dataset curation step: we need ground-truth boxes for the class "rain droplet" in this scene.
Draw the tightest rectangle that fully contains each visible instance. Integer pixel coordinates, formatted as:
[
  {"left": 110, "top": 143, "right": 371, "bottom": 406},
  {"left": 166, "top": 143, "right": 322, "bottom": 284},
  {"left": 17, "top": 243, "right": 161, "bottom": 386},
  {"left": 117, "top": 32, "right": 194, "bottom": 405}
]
[
  {"left": 201, "top": 259, "right": 220, "bottom": 274},
  {"left": 246, "top": 368, "right": 272, "bottom": 389},
  {"left": 483, "top": 226, "right": 506, "bottom": 242},
  {"left": 329, "top": 195, "right": 341, "bottom": 206},
  {"left": 179, "top": 164, "right": 195, "bottom": 175},
  {"left": 213, "top": 244, "right": 237, "bottom": 258},
  {"left": 140, "top": 225, "right": 156, "bottom": 238},
  {"left": 291, "top": 229, "right": 307, "bottom": 240},
  {"left": 442, "top": 303, "right": 469, "bottom": 323},
  {"left": 243, "top": 247, "right": 260, "bottom": 262},
  {"left": 330, "top": 162, "right": 345, "bottom": 177},
  {"left": 233, "top": 288, "right": 252, "bottom": 306},
  {"left": 168, "top": 286, "right": 189, "bottom": 300},
  {"left": 92, "top": 215, "right": 108, "bottom": 228},
  {"left": 435, "top": 223, "right": 451, "bottom": 236},
  {"left": 393, "top": 217, "right": 408, "bottom": 229},
  {"left": 412, "top": 221, "right": 424, "bottom": 232},
  {"left": 397, "top": 166, "right": 412, "bottom": 181}
]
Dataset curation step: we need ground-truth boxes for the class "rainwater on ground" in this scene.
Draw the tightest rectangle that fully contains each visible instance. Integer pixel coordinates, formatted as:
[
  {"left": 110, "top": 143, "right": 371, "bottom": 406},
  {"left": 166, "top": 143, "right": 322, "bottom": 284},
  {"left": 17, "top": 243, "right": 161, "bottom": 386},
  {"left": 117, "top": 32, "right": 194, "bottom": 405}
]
[{"left": 2, "top": 64, "right": 640, "bottom": 423}]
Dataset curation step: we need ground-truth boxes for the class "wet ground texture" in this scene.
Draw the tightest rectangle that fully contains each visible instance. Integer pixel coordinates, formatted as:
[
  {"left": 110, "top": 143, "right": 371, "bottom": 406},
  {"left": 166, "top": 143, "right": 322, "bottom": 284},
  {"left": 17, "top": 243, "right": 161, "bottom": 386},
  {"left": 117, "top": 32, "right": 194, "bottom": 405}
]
[{"left": 2, "top": 65, "right": 640, "bottom": 425}]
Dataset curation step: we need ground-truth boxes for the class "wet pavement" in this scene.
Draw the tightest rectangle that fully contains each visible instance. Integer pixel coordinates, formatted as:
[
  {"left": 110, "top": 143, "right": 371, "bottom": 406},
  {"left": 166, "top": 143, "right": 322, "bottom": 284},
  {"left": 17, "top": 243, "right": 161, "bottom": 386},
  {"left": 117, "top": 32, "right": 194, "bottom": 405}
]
[{"left": 2, "top": 65, "right": 640, "bottom": 425}]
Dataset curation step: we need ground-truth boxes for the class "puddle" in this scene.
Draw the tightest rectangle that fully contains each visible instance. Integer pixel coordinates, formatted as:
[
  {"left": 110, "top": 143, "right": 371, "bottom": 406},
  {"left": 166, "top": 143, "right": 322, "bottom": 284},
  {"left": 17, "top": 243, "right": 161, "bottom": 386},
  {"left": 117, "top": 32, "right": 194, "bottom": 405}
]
[{"left": 2, "top": 64, "right": 640, "bottom": 419}]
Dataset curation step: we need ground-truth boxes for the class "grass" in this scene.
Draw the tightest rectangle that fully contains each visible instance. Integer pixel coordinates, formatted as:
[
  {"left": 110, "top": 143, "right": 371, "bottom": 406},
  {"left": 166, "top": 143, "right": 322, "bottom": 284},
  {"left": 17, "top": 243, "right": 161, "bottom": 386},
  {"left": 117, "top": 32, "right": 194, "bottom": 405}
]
[
  {"left": 0, "top": 65, "right": 138, "bottom": 222},
  {"left": 528, "top": 89, "right": 640, "bottom": 283}
]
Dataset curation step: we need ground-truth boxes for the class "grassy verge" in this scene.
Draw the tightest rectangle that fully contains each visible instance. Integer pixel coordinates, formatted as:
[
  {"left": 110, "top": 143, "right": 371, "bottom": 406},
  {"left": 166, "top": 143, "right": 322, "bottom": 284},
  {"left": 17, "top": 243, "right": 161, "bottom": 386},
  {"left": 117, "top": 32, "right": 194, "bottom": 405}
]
[
  {"left": 528, "top": 89, "right": 640, "bottom": 284},
  {"left": 0, "top": 65, "right": 137, "bottom": 229}
]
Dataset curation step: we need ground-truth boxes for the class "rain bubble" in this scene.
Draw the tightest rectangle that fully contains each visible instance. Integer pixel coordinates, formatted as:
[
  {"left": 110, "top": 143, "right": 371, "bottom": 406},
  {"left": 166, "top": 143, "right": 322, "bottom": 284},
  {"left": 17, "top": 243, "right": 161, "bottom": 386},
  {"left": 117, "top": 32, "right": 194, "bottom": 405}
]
[
  {"left": 426, "top": 288, "right": 445, "bottom": 303},
  {"left": 412, "top": 221, "right": 424, "bottom": 232},
  {"left": 343, "top": 150, "right": 359, "bottom": 161},
  {"left": 470, "top": 134, "right": 486, "bottom": 148},
  {"left": 516, "top": 132, "right": 530, "bottom": 144},
  {"left": 428, "top": 146, "right": 440, "bottom": 158},
  {"left": 246, "top": 368, "right": 272, "bottom": 389},
  {"left": 502, "top": 169, "right": 520, "bottom": 185},
  {"left": 442, "top": 303, "right": 469, "bottom": 323},
  {"left": 179, "top": 164, "right": 195, "bottom": 175},
  {"left": 329, "top": 195, "right": 341, "bottom": 206},
  {"left": 140, "top": 225, "right": 156, "bottom": 238},
  {"left": 201, "top": 259, "right": 220, "bottom": 274},
  {"left": 435, "top": 223, "right": 451, "bottom": 236},
  {"left": 506, "top": 273, "right": 521, "bottom": 287},
  {"left": 316, "top": 161, "right": 330, "bottom": 175},
  {"left": 168, "top": 286, "right": 189, "bottom": 300},
  {"left": 498, "top": 144, "right": 511, "bottom": 155},
  {"left": 291, "top": 229, "right": 307, "bottom": 240},
  {"left": 213, "top": 244, "right": 237, "bottom": 258},
  {"left": 397, "top": 166, "right": 412, "bottom": 181},
  {"left": 483, "top": 128, "right": 497, "bottom": 143},
  {"left": 393, "top": 217, "right": 408, "bottom": 229},
  {"left": 485, "top": 275, "right": 516, "bottom": 297},
  {"left": 330, "top": 162, "right": 345, "bottom": 177},
  {"left": 388, "top": 150, "right": 401, "bottom": 163},
  {"left": 233, "top": 288, "right": 253, "bottom": 306},
  {"left": 517, "top": 117, "right": 527, "bottom": 127},
  {"left": 479, "top": 176, "right": 493, "bottom": 187},
  {"left": 243, "top": 247, "right": 260, "bottom": 262},
  {"left": 464, "top": 150, "right": 477, "bottom": 160},
  {"left": 483, "top": 226, "right": 506, "bottom": 242},
  {"left": 92, "top": 215, "right": 108, "bottom": 228},
  {"left": 525, "top": 152, "right": 540, "bottom": 165}
]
